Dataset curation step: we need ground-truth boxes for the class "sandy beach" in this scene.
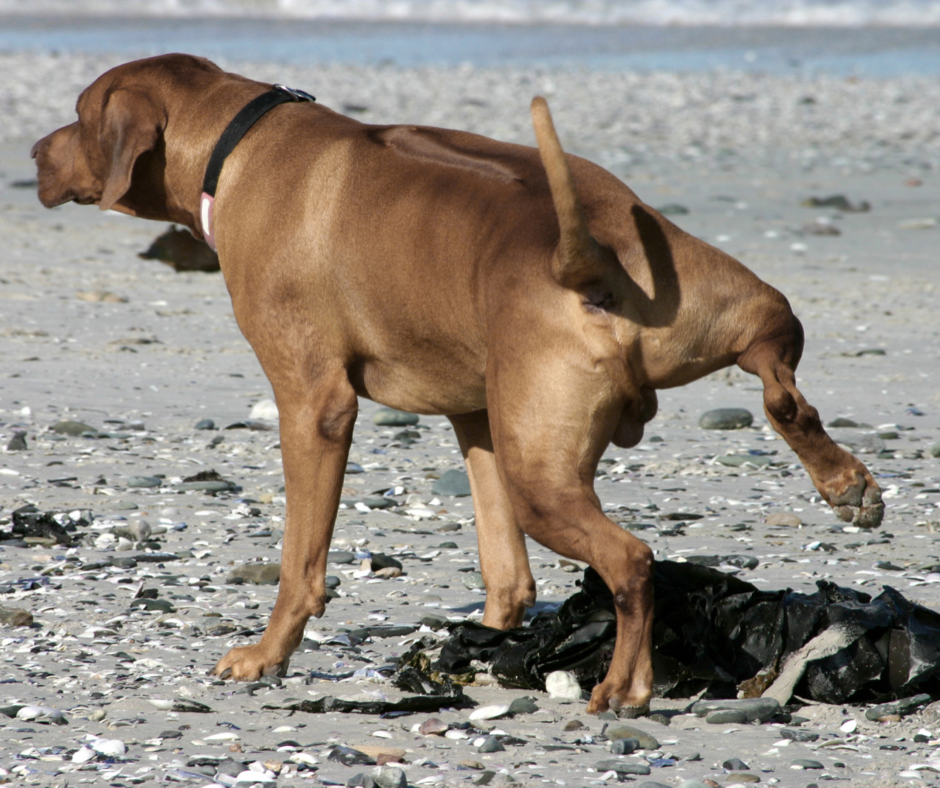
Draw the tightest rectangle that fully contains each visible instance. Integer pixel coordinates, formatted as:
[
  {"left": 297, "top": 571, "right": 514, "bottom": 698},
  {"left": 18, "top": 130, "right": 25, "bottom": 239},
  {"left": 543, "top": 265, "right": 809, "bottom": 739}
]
[{"left": 1, "top": 47, "right": 940, "bottom": 788}]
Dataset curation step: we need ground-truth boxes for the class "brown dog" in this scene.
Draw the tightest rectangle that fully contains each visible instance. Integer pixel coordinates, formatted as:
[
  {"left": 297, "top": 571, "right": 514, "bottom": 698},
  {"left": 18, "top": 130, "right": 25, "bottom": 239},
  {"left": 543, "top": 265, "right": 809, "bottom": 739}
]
[{"left": 32, "top": 54, "right": 883, "bottom": 715}]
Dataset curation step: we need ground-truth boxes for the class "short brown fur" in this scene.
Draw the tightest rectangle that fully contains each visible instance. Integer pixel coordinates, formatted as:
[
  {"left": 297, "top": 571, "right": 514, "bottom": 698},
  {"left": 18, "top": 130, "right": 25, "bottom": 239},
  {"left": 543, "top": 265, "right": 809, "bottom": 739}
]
[{"left": 32, "top": 55, "right": 883, "bottom": 714}]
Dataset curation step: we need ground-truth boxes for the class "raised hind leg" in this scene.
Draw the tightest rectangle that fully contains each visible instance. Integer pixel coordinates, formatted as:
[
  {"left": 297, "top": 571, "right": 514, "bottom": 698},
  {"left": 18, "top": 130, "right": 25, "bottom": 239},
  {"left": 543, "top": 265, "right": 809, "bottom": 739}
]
[{"left": 738, "top": 318, "right": 884, "bottom": 529}]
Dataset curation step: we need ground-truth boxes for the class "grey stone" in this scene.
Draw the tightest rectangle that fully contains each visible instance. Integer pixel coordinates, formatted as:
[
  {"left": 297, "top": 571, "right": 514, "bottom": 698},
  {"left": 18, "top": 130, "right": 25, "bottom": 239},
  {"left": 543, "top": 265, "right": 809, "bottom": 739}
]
[
  {"left": 791, "top": 758, "right": 825, "bottom": 769},
  {"left": 715, "top": 453, "right": 772, "bottom": 467},
  {"left": 462, "top": 571, "right": 485, "bottom": 591},
  {"left": 508, "top": 697, "right": 539, "bottom": 715},
  {"left": 609, "top": 737, "right": 638, "bottom": 755},
  {"left": 373, "top": 408, "right": 419, "bottom": 427},
  {"left": 5, "top": 432, "right": 26, "bottom": 451},
  {"left": 176, "top": 479, "right": 234, "bottom": 492},
  {"left": 827, "top": 417, "right": 859, "bottom": 428},
  {"left": 930, "top": 441, "right": 940, "bottom": 458},
  {"left": 691, "top": 697, "right": 780, "bottom": 723},
  {"left": 51, "top": 419, "right": 98, "bottom": 436},
  {"left": 194, "top": 418, "right": 216, "bottom": 430},
  {"left": 706, "top": 709, "right": 748, "bottom": 724},
  {"left": 420, "top": 613, "right": 449, "bottom": 630},
  {"left": 347, "top": 774, "right": 375, "bottom": 788},
  {"left": 594, "top": 760, "right": 650, "bottom": 776},
  {"left": 477, "top": 736, "right": 505, "bottom": 753},
  {"left": 432, "top": 469, "right": 472, "bottom": 497},
  {"left": 226, "top": 563, "right": 280, "bottom": 585},
  {"left": 699, "top": 408, "right": 753, "bottom": 430},
  {"left": 370, "top": 553, "right": 403, "bottom": 571},
  {"left": 723, "top": 757, "right": 749, "bottom": 770},
  {"left": 0, "top": 606, "right": 33, "bottom": 627},
  {"left": 656, "top": 203, "right": 689, "bottom": 215},
  {"left": 865, "top": 693, "right": 932, "bottom": 721},
  {"left": 372, "top": 766, "right": 407, "bottom": 788},
  {"left": 834, "top": 431, "right": 885, "bottom": 454},
  {"left": 605, "top": 725, "right": 659, "bottom": 750},
  {"left": 780, "top": 728, "right": 819, "bottom": 742},
  {"left": 329, "top": 550, "right": 355, "bottom": 564}
]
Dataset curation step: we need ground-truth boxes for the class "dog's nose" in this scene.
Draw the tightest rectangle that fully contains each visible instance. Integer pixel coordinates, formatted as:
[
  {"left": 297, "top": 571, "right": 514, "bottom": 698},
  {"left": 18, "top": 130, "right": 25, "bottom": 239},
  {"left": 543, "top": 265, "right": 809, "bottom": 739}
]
[{"left": 30, "top": 137, "right": 46, "bottom": 160}]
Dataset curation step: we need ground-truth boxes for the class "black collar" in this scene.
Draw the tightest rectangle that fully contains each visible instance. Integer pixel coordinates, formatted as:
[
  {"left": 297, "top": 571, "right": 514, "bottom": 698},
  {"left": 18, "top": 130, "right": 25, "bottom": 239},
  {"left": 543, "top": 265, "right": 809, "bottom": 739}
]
[{"left": 200, "top": 84, "right": 315, "bottom": 249}]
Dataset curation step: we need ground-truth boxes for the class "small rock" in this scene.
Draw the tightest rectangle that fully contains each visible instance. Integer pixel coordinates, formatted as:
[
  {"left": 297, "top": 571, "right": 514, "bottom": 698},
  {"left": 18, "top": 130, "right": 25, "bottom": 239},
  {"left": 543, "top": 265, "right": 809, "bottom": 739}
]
[
  {"left": 374, "top": 567, "right": 402, "bottom": 579},
  {"left": 564, "top": 719, "right": 586, "bottom": 731},
  {"left": 691, "top": 698, "right": 780, "bottom": 723},
  {"left": 780, "top": 728, "right": 819, "bottom": 742},
  {"left": 929, "top": 441, "right": 940, "bottom": 458},
  {"left": 477, "top": 736, "right": 505, "bottom": 753},
  {"left": 6, "top": 431, "right": 26, "bottom": 451},
  {"left": 51, "top": 419, "right": 98, "bottom": 436},
  {"left": 545, "top": 670, "right": 582, "bottom": 699},
  {"left": 373, "top": 408, "right": 419, "bottom": 427},
  {"left": 227, "top": 563, "right": 281, "bottom": 585},
  {"left": 432, "top": 469, "right": 472, "bottom": 497},
  {"left": 865, "top": 693, "right": 932, "bottom": 721},
  {"left": 610, "top": 737, "right": 638, "bottom": 755},
  {"left": 329, "top": 746, "right": 375, "bottom": 766},
  {"left": 791, "top": 758, "right": 824, "bottom": 769},
  {"left": 372, "top": 766, "right": 407, "bottom": 788},
  {"left": 508, "top": 697, "right": 539, "bottom": 715},
  {"left": 802, "top": 194, "right": 869, "bottom": 212},
  {"left": 127, "top": 475, "right": 162, "bottom": 488},
  {"left": 594, "top": 760, "right": 651, "bottom": 776},
  {"left": 765, "top": 512, "right": 802, "bottom": 527},
  {"left": 347, "top": 774, "right": 375, "bottom": 788},
  {"left": 706, "top": 709, "right": 748, "bottom": 724},
  {"left": 462, "top": 571, "right": 485, "bottom": 591},
  {"left": 656, "top": 203, "right": 690, "bottom": 215},
  {"left": 698, "top": 408, "right": 753, "bottom": 430},
  {"left": 606, "top": 725, "right": 659, "bottom": 750},
  {"left": 195, "top": 418, "right": 216, "bottom": 430},
  {"left": 420, "top": 613, "right": 449, "bottom": 630},
  {"left": 0, "top": 606, "right": 33, "bottom": 627},
  {"left": 419, "top": 718, "right": 449, "bottom": 736},
  {"left": 723, "top": 757, "right": 749, "bottom": 771}
]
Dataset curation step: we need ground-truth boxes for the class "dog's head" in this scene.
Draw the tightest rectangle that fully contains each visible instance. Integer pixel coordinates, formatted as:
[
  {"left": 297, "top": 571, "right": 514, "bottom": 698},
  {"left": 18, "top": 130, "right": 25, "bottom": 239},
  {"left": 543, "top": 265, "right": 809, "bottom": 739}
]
[{"left": 31, "top": 54, "right": 221, "bottom": 217}]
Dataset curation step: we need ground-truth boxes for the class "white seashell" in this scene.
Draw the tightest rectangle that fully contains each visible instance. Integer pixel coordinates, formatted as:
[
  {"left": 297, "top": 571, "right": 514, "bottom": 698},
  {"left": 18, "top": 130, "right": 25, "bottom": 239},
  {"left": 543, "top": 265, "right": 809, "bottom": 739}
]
[
  {"left": 249, "top": 399, "right": 279, "bottom": 420},
  {"left": 840, "top": 719, "right": 857, "bottom": 733},
  {"left": 92, "top": 738, "right": 126, "bottom": 756},
  {"left": 235, "top": 770, "right": 276, "bottom": 783},
  {"left": 469, "top": 703, "right": 510, "bottom": 721},
  {"left": 444, "top": 729, "right": 469, "bottom": 740},
  {"left": 148, "top": 699, "right": 174, "bottom": 710},
  {"left": 71, "top": 747, "right": 96, "bottom": 764},
  {"left": 204, "top": 732, "right": 240, "bottom": 742}
]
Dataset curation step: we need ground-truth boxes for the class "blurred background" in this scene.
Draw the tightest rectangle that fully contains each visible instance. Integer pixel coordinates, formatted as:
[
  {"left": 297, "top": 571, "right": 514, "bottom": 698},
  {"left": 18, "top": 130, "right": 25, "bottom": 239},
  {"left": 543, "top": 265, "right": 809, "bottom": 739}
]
[{"left": 2, "top": 0, "right": 940, "bottom": 76}]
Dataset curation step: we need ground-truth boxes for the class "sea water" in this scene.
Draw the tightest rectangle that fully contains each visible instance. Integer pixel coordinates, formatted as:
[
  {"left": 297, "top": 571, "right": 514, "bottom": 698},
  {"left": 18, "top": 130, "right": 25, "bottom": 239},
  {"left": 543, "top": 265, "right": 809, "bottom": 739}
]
[{"left": 1, "top": 0, "right": 939, "bottom": 75}]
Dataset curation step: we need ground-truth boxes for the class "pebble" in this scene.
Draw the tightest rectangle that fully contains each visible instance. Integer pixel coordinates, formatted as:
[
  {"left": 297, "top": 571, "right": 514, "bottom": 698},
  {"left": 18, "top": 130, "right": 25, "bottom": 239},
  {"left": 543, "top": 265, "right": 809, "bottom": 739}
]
[
  {"left": 765, "top": 512, "right": 802, "bottom": 527},
  {"left": 594, "top": 760, "right": 651, "bottom": 776},
  {"left": 929, "top": 441, "right": 940, "bottom": 458},
  {"left": 372, "top": 765, "right": 408, "bottom": 788},
  {"left": 545, "top": 670, "right": 583, "bottom": 699},
  {"left": 0, "top": 606, "right": 33, "bottom": 626},
  {"left": 127, "top": 475, "right": 163, "bottom": 488},
  {"left": 51, "top": 419, "right": 98, "bottom": 436},
  {"left": 418, "top": 717, "right": 449, "bottom": 736},
  {"left": 6, "top": 431, "right": 26, "bottom": 451},
  {"left": 462, "top": 571, "right": 486, "bottom": 590},
  {"left": 780, "top": 728, "right": 819, "bottom": 742},
  {"left": 791, "top": 758, "right": 825, "bottom": 769},
  {"left": 431, "top": 468, "right": 472, "bottom": 497},
  {"left": 698, "top": 408, "right": 754, "bottom": 430},
  {"left": 373, "top": 408, "right": 420, "bottom": 426},
  {"left": 477, "top": 736, "right": 505, "bottom": 753},
  {"left": 864, "top": 693, "right": 932, "bottom": 721},
  {"left": 723, "top": 757, "right": 749, "bottom": 770},
  {"left": 227, "top": 563, "right": 281, "bottom": 585},
  {"left": 609, "top": 737, "right": 638, "bottom": 754},
  {"left": 691, "top": 698, "right": 781, "bottom": 723},
  {"left": 606, "top": 725, "right": 660, "bottom": 750}
]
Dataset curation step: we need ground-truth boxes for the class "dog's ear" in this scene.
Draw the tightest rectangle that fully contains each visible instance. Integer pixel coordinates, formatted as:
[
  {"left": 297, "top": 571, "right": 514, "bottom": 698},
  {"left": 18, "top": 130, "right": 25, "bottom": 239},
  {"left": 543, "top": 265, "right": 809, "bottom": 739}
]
[
  {"left": 530, "top": 97, "right": 610, "bottom": 290},
  {"left": 98, "top": 88, "right": 166, "bottom": 211}
]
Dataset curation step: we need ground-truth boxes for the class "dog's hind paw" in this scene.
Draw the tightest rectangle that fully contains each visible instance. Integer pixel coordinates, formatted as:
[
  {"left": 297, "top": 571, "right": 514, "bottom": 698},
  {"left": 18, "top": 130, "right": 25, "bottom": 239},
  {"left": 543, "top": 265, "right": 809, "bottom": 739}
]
[
  {"left": 827, "top": 472, "right": 884, "bottom": 530},
  {"left": 211, "top": 645, "right": 290, "bottom": 681}
]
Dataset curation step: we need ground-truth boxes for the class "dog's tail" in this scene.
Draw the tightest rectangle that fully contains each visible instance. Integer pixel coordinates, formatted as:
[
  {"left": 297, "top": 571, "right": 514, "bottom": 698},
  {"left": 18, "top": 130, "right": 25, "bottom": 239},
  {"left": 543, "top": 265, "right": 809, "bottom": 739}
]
[{"left": 530, "top": 96, "right": 605, "bottom": 289}]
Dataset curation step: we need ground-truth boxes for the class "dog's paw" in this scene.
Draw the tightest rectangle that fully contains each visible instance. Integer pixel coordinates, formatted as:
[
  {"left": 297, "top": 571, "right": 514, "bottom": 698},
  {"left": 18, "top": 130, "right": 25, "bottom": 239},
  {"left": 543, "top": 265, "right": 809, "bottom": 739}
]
[
  {"left": 211, "top": 645, "right": 290, "bottom": 681},
  {"left": 827, "top": 471, "right": 884, "bottom": 530},
  {"left": 586, "top": 683, "right": 650, "bottom": 718}
]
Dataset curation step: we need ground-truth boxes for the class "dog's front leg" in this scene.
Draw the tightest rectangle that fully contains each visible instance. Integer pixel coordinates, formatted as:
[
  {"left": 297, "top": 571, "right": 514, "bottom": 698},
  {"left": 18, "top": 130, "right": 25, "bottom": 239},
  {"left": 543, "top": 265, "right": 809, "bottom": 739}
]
[{"left": 213, "top": 371, "right": 358, "bottom": 680}]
